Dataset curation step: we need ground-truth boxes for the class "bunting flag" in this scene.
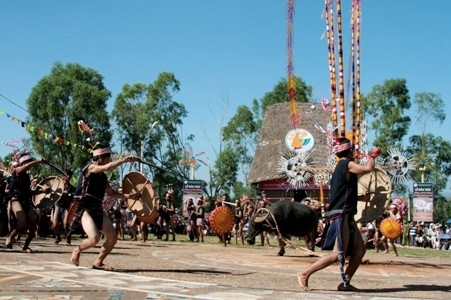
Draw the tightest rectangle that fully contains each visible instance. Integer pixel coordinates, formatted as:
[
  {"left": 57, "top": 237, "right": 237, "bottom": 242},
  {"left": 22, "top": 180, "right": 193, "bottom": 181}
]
[{"left": 0, "top": 108, "right": 87, "bottom": 151}]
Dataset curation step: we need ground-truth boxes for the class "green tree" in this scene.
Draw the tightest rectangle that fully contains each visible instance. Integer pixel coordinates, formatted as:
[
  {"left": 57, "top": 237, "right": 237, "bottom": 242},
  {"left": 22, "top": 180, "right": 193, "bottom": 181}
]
[
  {"left": 222, "top": 105, "right": 257, "bottom": 185},
  {"left": 408, "top": 134, "right": 451, "bottom": 193},
  {"left": 112, "top": 72, "right": 191, "bottom": 203},
  {"left": 405, "top": 92, "right": 451, "bottom": 222},
  {"left": 363, "top": 78, "right": 411, "bottom": 153},
  {"left": 409, "top": 92, "right": 446, "bottom": 180},
  {"left": 209, "top": 145, "right": 239, "bottom": 200},
  {"left": 259, "top": 77, "right": 312, "bottom": 113},
  {"left": 433, "top": 194, "right": 451, "bottom": 224},
  {"left": 27, "top": 62, "right": 112, "bottom": 172}
]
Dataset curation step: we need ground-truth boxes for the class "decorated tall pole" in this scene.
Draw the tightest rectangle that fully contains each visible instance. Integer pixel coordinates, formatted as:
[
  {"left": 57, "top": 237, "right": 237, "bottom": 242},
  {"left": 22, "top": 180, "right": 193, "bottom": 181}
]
[
  {"left": 336, "top": 0, "right": 346, "bottom": 138},
  {"left": 287, "top": 0, "right": 300, "bottom": 131},
  {"left": 325, "top": 0, "right": 338, "bottom": 139},
  {"left": 352, "top": 0, "right": 362, "bottom": 160}
]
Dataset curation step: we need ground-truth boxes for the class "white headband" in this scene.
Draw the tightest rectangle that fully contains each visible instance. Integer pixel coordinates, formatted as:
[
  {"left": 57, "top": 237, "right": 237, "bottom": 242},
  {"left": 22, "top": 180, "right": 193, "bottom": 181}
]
[
  {"left": 19, "top": 155, "right": 33, "bottom": 164},
  {"left": 92, "top": 147, "right": 111, "bottom": 157}
]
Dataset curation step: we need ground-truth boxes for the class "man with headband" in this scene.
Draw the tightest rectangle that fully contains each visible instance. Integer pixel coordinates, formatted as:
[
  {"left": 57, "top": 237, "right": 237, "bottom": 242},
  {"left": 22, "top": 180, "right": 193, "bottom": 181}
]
[
  {"left": 5, "top": 152, "right": 48, "bottom": 252},
  {"left": 70, "top": 144, "right": 139, "bottom": 270},
  {"left": 298, "top": 137, "right": 380, "bottom": 292}
]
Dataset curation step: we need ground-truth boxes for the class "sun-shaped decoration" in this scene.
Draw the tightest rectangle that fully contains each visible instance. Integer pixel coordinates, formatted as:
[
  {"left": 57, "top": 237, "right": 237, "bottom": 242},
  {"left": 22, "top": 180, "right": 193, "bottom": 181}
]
[
  {"left": 277, "top": 150, "right": 313, "bottom": 188},
  {"left": 380, "top": 218, "right": 403, "bottom": 240},
  {"left": 209, "top": 206, "right": 235, "bottom": 235},
  {"left": 378, "top": 147, "right": 416, "bottom": 185}
]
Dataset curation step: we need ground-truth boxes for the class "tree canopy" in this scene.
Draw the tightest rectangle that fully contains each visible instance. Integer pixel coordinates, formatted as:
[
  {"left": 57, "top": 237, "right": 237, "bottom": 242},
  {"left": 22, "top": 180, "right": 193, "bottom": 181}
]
[
  {"left": 112, "top": 72, "right": 192, "bottom": 203},
  {"left": 363, "top": 78, "right": 411, "bottom": 153},
  {"left": 27, "top": 62, "right": 112, "bottom": 172}
]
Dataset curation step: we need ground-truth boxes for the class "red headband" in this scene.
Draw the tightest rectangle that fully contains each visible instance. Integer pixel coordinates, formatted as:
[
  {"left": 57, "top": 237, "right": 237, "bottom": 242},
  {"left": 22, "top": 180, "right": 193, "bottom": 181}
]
[
  {"left": 92, "top": 147, "right": 111, "bottom": 157},
  {"left": 332, "top": 141, "right": 352, "bottom": 154}
]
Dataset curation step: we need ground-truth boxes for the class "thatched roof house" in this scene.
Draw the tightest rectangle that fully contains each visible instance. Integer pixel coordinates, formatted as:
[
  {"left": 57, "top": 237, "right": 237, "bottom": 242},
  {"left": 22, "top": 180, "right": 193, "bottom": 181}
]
[{"left": 248, "top": 102, "right": 332, "bottom": 202}]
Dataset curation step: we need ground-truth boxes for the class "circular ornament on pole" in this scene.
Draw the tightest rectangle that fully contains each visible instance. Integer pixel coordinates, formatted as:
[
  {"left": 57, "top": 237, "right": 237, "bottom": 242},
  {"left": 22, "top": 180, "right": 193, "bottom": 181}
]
[{"left": 284, "top": 128, "right": 315, "bottom": 153}]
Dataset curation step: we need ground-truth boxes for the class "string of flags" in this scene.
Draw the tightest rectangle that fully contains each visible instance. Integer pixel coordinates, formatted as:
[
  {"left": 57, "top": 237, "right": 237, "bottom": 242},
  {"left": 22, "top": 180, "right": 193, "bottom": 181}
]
[{"left": 0, "top": 108, "right": 89, "bottom": 151}]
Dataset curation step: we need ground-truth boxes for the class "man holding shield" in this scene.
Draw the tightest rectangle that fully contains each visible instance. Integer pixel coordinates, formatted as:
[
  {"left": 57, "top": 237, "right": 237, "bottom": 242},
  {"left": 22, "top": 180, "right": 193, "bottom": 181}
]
[{"left": 70, "top": 144, "right": 139, "bottom": 270}]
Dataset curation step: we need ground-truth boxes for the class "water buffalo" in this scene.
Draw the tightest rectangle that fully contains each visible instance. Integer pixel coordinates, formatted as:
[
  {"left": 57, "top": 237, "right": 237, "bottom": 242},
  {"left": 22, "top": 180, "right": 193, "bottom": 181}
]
[{"left": 246, "top": 200, "right": 319, "bottom": 256}]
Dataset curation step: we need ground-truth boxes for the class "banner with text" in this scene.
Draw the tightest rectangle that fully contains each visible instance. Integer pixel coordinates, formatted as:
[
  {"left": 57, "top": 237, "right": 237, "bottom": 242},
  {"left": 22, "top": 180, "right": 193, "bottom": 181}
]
[
  {"left": 182, "top": 180, "right": 204, "bottom": 217},
  {"left": 412, "top": 182, "right": 434, "bottom": 222}
]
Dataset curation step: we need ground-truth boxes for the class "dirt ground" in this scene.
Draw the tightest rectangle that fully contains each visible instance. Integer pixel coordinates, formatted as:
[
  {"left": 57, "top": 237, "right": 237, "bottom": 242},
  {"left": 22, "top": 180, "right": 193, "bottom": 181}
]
[{"left": 1, "top": 236, "right": 450, "bottom": 299}]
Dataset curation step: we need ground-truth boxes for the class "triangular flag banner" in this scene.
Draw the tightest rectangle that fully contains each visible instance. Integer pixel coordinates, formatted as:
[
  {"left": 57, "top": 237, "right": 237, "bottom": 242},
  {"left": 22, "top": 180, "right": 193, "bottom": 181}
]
[{"left": 0, "top": 108, "right": 90, "bottom": 153}]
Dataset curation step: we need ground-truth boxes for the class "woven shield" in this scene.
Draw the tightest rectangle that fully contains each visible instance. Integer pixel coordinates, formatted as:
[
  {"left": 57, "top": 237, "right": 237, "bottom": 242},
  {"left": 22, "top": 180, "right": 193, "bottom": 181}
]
[
  {"left": 32, "top": 176, "right": 65, "bottom": 209},
  {"left": 355, "top": 167, "right": 392, "bottom": 224},
  {"left": 122, "top": 171, "right": 159, "bottom": 223}
]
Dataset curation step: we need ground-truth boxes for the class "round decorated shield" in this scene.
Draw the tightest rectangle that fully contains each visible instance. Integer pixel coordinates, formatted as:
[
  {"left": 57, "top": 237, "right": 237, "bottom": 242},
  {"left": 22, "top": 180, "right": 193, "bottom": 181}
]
[
  {"left": 122, "top": 171, "right": 159, "bottom": 223},
  {"left": 380, "top": 218, "right": 403, "bottom": 240},
  {"left": 209, "top": 206, "right": 234, "bottom": 235},
  {"left": 355, "top": 167, "right": 392, "bottom": 224},
  {"left": 32, "top": 176, "right": 65, "bottom": 209}
]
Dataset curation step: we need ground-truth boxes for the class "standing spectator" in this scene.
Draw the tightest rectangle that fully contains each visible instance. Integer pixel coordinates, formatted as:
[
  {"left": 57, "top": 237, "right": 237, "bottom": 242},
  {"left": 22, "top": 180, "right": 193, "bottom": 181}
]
[
  {"left": 409, "top": 222, "right": 416, "bottom": 247},
  {"left": 243, "top": 195, "right": 255, "bottom": 225},
  {"left": 257, "top": 198, "right": 271, "bottom": 247},
  {"left": 222, "top": 194, "right": 233, "bottom": 244},
  {"left": 184, "top": 198, "right": 197, "bottom": 241},
  {"left": 195, "top": 197, "right": 205, "bottom": 242},
  {"left": 124, "top": 208, "right": 136, "bottom": 240},
  {"left": 431, "top": 225, "right": 440, "bottom": 249},
  {"left": 234, "top": 199, "right": 245, "bottom": 245}
]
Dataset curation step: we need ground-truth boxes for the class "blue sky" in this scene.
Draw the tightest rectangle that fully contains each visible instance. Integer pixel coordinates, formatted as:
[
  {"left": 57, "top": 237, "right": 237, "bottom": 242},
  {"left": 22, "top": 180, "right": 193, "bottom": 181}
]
[{"left": 1, "top": 1, "right": 450, "bottom": 193}]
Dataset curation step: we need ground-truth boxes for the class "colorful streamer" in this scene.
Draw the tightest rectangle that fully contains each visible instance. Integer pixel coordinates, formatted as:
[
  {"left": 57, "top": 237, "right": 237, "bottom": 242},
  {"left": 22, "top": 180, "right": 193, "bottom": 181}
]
[
  {"left": 287, "top": 0, "right": 300, "bottom": 128},
  {"left": 0, "top": 108, "right": 88, "bottom": 151},
  {"left": 351, "top": 0, "right": 361, "bottom": 160},
  {"left": 336, "top": 0, "right": 346, "bottom": 138},
  {"left": 324, "top": 0, "right": 338, "bottom": 138},
  {"left": 324, "top": 0, "right": 362, "bottom": 157}
]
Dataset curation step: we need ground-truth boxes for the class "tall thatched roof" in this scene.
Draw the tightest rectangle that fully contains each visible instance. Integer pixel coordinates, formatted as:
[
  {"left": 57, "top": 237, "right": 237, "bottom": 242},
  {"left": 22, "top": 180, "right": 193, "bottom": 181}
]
[{"left": 248, "top": 102, "right": 332, "bottom": 185}]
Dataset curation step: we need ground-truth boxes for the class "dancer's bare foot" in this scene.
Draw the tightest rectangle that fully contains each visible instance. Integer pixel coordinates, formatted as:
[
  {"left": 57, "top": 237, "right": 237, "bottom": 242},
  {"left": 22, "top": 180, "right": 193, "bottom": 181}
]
[
  {"left": 71, "top": 246, "right": 81, "bottom": 267},
  {"left": 337, "top": 282, "right": 359, "bottom": 291},
  {"left": 5, "top": 237, "right": 12, "bottom": 249},
  {"left": 297, "top": 272, "right": 311, "bottom": 291},
  {"left": 92, "top": 263, "right": 113, "bottom": 271}
]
